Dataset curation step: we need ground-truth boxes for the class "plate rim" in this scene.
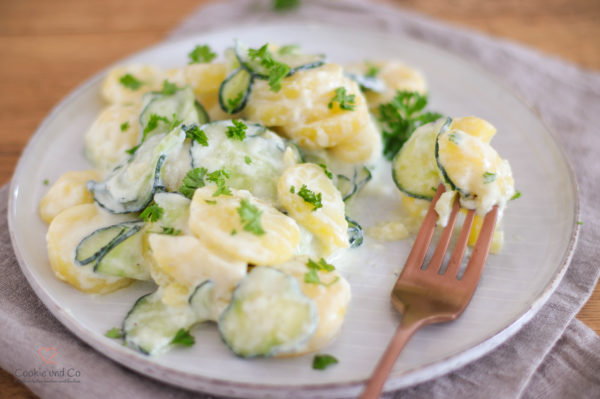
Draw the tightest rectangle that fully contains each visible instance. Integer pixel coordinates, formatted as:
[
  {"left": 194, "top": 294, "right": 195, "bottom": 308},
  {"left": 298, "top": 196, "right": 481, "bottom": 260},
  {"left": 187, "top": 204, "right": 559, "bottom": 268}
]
[{"left": 7, "top": 22, "right": 581, "bottom": 397}]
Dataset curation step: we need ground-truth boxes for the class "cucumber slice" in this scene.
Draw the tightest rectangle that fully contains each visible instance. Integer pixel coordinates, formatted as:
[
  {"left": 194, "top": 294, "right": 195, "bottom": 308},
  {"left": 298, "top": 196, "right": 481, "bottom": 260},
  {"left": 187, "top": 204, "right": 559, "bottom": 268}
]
[
  {"left": 335, "top": 174, "right": 356, "bottom": 201},
  {"left": 189, "top": 280, "right": 215, "bottom": 321},
  {"left": 345, "top": 72, "right": 386, "bottom": 93},
  {"left": 346, "top": 216, "right": 363, "bottom": 248},
  {"left": 190, "top": 120, "right": 290, "bottom": 203},
  {"left": 139, "top": 86, "right": 208, "bottom": 135},
  {"left": 94, "top": 226, "right": 150, "bottom": 280},
  {"left": 353, "top": 166, "right": 372, "bottom": 197},
  {"left": 123, "top": 290, "right": 198, "bottom": 355},
  {"left": 392, "top": 118, "right": 451, "bottom": 200},
  {"left": 152, "top": 192, "right": 191, "bottom": 234},
  {"left": 88, "top": 127, "right": 186, "bottom": 213},
  {"left": 224, "top": 47, "right": 241, "bottom": 72},
  {"left": 218, "top": 67, "right": 253, "bottom": 114},
  {"left": 234, "top": 40, "right": 325, "bottom": 78},
  {"left": 219, "top": 266, "right": 318, "bottom": 358},
  {"left": 75, "top": 222, "right": 138, "bottom": 266}
]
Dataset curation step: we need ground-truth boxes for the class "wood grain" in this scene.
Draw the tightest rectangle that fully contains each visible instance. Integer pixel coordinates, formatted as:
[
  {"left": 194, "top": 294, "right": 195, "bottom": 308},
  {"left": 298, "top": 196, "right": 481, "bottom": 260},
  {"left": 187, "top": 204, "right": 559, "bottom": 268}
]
[{"left": 1, "top": 0, "right": 598, "bottom": 397}]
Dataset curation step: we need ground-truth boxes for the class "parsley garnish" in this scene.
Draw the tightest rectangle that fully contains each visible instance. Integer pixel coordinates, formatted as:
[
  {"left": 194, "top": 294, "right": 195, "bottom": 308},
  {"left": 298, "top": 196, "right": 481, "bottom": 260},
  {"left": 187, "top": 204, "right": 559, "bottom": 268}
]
[
  {"left": 318, "top": 163, "right": 333, "bottom": 179},
  {"left": 237, "top": 199, "right": 265, "bottom": 235},
  {"left": 188, "top": 44, "right": 217, "bottom": 64},
  {"left": 179, "top": 167, "right": 208, "bottom": 198},
  {"left": 171, "top": 329, "right": 195, "bottom": 347},
  {"left": 483, "top": 172, "right": 496, "bottom": 184},
  {"left": 160, "top": 80, "right": 178, "bottom": 95},
  {"left": 207, "top": 169, "right": 232, "bottom": 197},
  {"left": 378, "top": 90, "right": 443, "bottom": 160},
  {"left": 126, "top": 113, "right": 182, "bottom": 155},
  {"left": 510, "top": 191, "right": 522, "bottom": 201},
  {"left": 227, "top": 92, "right": 244, "bottom": 112},
  {"left": 244, "top": 156, "right": 252, "bottom": 165},
  {"left": 205, "top": 199, "right": 217, "bottom": 205},
  {"left": 183, "top": 124, "right": 208, "bottom": 146},
  {"left": 365, "top": 61, "right": 379, "bottom": 78},
  {"left": 248, "top": 44, "right": 291, "bottom": 92},
  {"left": 139, "top": 202, "right": 164, "bottom": 222},
  {"left": 43, "top": 179, "right": 49, "bottom": 186},
  {"left": 226, "top": 120, "right": 247, "bottom": 141},
  {"left": 304, "top": 258, "right": 338, "bottom": 286},
  {"left": 313, "top": 354, "right": 338, "bottom": 370},
  {"left": 273, "top": 0, "right": 300, "bottom": 11},
  {"left": 119, "top": 73, "right": 143, "bottom": 90},
  {"left": 577, "top": 221, "right": 583, "bottom": 225},
  {"left": 231, "top": 229, "right": 238, "bottom": 235},
  {"left": 296, "top": 184, "right": 322, "bottom": 211},
  {"left": 290, "top": 186, "right": 295, "bottom": 194},
  {"left": 159, "top": 226, "right": 181, "bottom": 236},
  {"left": 328, "top": 87, "right": 356, "bottom": 111},
  {"left": 120, "top": 121, "right": 130, "bottom": 132},
  {"left": 105, "top": 327, "right": 123, "bottom": 339}
]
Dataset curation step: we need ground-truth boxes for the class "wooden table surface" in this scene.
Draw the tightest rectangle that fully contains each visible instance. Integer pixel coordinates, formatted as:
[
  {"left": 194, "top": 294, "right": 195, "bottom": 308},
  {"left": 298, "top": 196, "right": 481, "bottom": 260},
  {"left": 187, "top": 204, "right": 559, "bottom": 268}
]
[{"left": 1, "top": 0, "right": 599, "bottom": 397}]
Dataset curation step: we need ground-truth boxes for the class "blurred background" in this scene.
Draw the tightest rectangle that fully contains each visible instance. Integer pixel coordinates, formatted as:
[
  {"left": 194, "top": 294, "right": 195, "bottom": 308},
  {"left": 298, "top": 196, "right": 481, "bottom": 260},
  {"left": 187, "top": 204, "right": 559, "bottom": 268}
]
[{"left": 0, "top": 0, "right": 598, "bottom": 397}]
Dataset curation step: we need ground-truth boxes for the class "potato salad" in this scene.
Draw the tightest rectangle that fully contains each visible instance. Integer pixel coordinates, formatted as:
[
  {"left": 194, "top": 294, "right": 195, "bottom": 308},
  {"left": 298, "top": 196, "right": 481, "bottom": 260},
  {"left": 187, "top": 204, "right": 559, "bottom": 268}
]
[{"left": 39, "top": 41, "right": 516, "bottom": 359}]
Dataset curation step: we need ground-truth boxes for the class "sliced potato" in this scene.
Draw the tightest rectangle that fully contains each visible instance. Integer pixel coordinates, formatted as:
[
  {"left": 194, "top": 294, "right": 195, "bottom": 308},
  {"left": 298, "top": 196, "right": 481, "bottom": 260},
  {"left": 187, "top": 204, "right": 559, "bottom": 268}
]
[{"left": 100, "top": 64, "right": 163, "bottom": 105}]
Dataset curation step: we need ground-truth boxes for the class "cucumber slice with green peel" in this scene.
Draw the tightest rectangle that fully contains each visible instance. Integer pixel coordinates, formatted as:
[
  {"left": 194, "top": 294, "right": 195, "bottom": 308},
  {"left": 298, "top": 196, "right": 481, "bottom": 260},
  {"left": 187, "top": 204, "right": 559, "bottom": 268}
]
[
  {"left": 189, "top": 280, "right": 215, "bottom": 321},
  {"left": 151, "top": 192, "right": 191, "bottom": 234},
  {"left": 218, "top": 266, "right": 318, "bottom": 358},
  {"left": 123, "top": 290, "right": 198, "bottom": 356},
  {"left": 353, "top": 166, "right": 372, "bottom": 197},
  {"left": 346, "top": 216, "right": 363, "bottom": 248},
  {"left": 190, "top": 120, "right": 291, "bottom": 203},
  {"left": 139, "top": 86, "right": 208, "bottom": 135},
  {"left": 224, "top": 47, "right": 241, "bottom": 73},
  {"left": 345, "top": 72, "right": 386, "bottom": 93},
  {"left": 392, "top": 117, "right": 452, "bottom": 200},
  {"left": 75, "top": 221, "right": 142, "bottom": 266},
  {"left": 88, "top": 127, "right": 186, "bottom": 213},
  {"left": 234, "top": 40, "right": 325, "bottom": 78},
  {"left": 94, "top": 227, "right": 150, "bottom": 280},
  {"left": 218, "top": 67, "right": 253, "bottom": 114},
  {"left": 335, "top": 174, "right": 356, "bottom": 201}
]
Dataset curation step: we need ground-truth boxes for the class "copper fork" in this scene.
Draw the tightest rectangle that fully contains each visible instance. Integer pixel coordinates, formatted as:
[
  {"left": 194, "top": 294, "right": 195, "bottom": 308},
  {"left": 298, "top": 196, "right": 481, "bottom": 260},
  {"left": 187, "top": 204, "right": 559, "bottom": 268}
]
[{"left": 360, "top": 183, "right": 498, "bottom": 399}]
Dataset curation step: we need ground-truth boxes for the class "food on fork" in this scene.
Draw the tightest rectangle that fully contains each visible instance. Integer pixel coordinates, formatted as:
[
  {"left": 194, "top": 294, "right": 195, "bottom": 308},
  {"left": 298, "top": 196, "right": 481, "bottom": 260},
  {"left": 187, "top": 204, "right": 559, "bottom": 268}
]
[{"left": 38, "top": 39, "right": 515, "bottom": 360}]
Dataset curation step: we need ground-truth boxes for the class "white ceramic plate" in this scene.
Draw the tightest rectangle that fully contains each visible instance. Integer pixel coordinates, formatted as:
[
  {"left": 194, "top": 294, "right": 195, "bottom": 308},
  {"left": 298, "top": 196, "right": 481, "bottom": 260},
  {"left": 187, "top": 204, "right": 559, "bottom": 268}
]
[{"left": 8, "top": 23, "right": 579, "bottom": 398}]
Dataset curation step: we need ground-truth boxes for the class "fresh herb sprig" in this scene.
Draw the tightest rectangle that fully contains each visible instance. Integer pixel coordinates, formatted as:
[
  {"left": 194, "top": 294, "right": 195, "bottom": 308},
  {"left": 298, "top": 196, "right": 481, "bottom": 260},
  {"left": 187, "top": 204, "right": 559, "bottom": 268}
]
[
  {"left": 119, "top": 73, "right": 143, "bottom": 90},
  {"left": 179, "top": 167, "right": 208, "bottom": 198},
  {"left": 207, "top": 169, "right": 232, "bottom": 197},
  {"left": 237, "top": 199, "right": 265, "bottom": 236},
  {"left": 294, "top": 184, "right": 322, "bottom": 211},
  {"left": 328, "top": 87, "right": 355, "bottom": 111},
  {"left": 226, "top": 120, "right": 247, "bottom": 141},
  {"left": 378, "top": 90, "right": 443, "bottom": 160},
  {"left": 183, "top": 124, "right": 208, "bottom": 146},
  {"left": 304, "top": 258, "right": 338, "bottom": 286},
  {"left": 171, "top": 329, "right": 195, "bottom": 347},
  {"left": 139, "top": 202, "right": 164, "bottom": 222},
  {"left": 313, "top": 354, "right": 339, "bottom": 370},
  {"left": 188, "top": 44, "right": 217, "bottom": 64},
  {"left": 248, "top": 44, "right": 291, "bottom": 92}
]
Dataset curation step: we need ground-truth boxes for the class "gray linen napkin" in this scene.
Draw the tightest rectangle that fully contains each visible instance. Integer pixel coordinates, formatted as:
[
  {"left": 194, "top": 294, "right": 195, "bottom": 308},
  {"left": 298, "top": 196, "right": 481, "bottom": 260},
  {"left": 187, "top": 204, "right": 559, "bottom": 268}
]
[{"left": 2, "top": 0, "right": 600, "bottom": 398}]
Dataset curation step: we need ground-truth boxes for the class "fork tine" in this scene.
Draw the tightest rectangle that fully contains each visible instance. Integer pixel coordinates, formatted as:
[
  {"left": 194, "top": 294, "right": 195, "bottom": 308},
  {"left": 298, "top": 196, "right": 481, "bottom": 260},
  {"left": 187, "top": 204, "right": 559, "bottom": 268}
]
[
  {"left": 401, "top": 184, "right": 445, "bottom": 274},
  {"left": 461, "top": 206, "right": 498, "bottom": 285},
  {"left": 426, "top": 193, "right": 460, "bottom": 274},
  {"left": 445, "top": 208, "right": 476, "bottom": 278}
]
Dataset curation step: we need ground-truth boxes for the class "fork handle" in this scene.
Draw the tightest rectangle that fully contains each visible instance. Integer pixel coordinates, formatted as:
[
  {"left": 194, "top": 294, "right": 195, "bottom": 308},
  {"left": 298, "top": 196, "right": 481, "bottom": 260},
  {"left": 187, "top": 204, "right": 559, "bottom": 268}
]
[{"left": 359, "top": 322, "right": 422, "bottom": 399}]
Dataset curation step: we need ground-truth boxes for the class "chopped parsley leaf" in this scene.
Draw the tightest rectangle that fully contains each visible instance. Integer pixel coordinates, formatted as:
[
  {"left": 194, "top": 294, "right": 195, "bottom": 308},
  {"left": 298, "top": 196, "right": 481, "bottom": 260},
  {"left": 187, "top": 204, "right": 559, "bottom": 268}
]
[
  {"left": 171, "top": 329, "right": 195, "bottom": 347},
  {"left": 244, "top": 156, "right": 252, "bottom": 165},
  {"left": 105, "top": 327, "right": 123, "bottom": 339},
  {"left": 205, "top": 199, "right": 217, "bottom": 205},
  {"left": 378, "top": 90, "right": 443, "bottom": 160},
  {"left": 483, "top": 172, "right": 497, "bottom": 184},
  {"left": 577, "top": 221, "right": 584, "bottom": 225},
  {"left": 318, "top": 163, "right": 333, "bottom": 179},
  {"left": 120, "top": 121, "right": 130, "bottom": 132},
  {"left": 127, "top": 113, "right": 181, "bottom": 155},
  {"left": 248, "top": 44, "right": 290, "bottom": 92},
  {"left": 365, "top": 61, "right": 379, "bottom": 78},
  {"left": 207, "top": 169, "right": 232, "bottom": 197},
  {"left": 188, "top": 44, "right": 217, "bottom": 64},
  {"left": 237, "top": 199, "right": 265, "bottom": 235},
  {"left": 307, "top": 257, "right": 335, "bottom": 272},
  {"left": 183, "top": 124, "right": 208, "bottom": 146},
  {"left": 297, "top": 184, "right": 322, "bottom": 211},
  {"left": 159, "top": 226, "right": 181, "bottom": 236},
  {"left": 328, "top": 87, "right": 356, "bottom": 111},
  {"left": 290, "top": 186, "right": 295, "bottom": 194},
  {"left": 179, "top": 167, "right": 208, "bottom": 198},
  {"left": 226, "top": 120, "right": 247, "bottom": 141},
  {"left": 227, "top": 92, "right": 244, "bottom": 112},
  {"left": 160, "top": 80, "right": 178, "bottom": 95},
  {"left": 273, "top": 0, "right": 300, "bottom": 11},
  {"left": 313, "top": 354, "right": 338, "bottom": 370},
  {"left": 304, "top": 258, "right": 338, "bottom": 286},
  {"left": 43, "top": 179, "right": 49, "bottom": 186},
  {"left": 511, "top": 191, "right": 522, "bottom": 200},
  {"left": 119, "top": 73, "right": 143, "bottom": 90},
  {"left": 231, "top": 229, "right": 238, "bottom": 235},
  {"left": 139, "top": 202, "right": 164, "bottom": 222}
]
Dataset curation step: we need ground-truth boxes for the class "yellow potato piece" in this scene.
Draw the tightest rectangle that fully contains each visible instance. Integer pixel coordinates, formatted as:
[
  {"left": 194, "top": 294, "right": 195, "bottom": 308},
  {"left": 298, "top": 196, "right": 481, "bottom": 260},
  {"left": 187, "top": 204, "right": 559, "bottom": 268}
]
[
  {"left": 278, "top": 163, "right": 348, "bottom": 255},
  {"left": 46, "top": 204, "right": 132, "bottom": 294},
  {"left": 271, "top": 256, "right": 351, "bottom": 354},
  {"left": 451, "top": 116, "right": 497, "bottom": 143},
  {"left": 189, "top": 187, "right": 300, "bottom": 265},
  {"left": 468, "top": 214, "right": 505, "bottom": 254},
  {"left": 148, "top": 234, "right": 246, "bottom": 318},
  {"left": 184, "top": 63, "right": 227, "bottom": 96},
  {"left": 84, "top": 104, "right": 141, "bottom": 174},
  {"left": 329, "top": 116, "right": 382, "bottom": 163},
  {"left": 39, "top": 170, "right": 101, "bottom": 224},
  {"left": 100, "top": 64, "right": 163, "bottom": 105}
]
